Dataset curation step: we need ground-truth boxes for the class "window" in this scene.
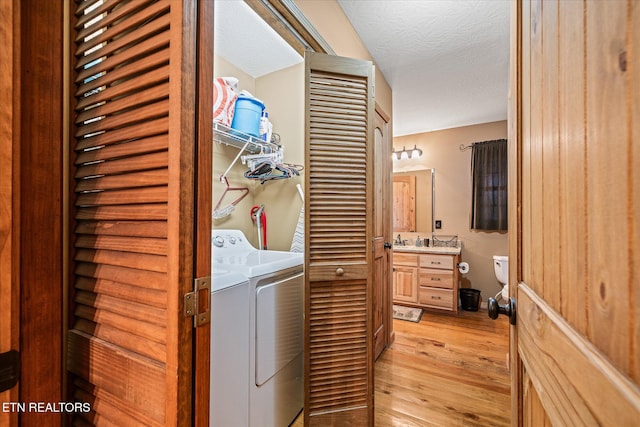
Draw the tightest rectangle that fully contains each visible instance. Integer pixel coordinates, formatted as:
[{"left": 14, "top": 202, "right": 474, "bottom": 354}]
[{"left": 470, "top": 139, "right": 508, "bottom": 231}]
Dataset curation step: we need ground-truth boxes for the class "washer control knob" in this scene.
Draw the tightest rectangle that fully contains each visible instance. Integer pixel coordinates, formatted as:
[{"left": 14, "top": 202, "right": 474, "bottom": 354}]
[
  {"left": 229, "top": 236, "right": 237, "bottom": 244},
  {"left": 213, "top": 236, "right": 224, "bottom": 247}
]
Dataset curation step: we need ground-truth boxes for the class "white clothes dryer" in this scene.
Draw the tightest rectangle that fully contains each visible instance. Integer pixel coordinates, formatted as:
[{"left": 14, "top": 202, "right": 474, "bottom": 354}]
[
  {"left": 212, "top": 230, "right": 303, "bottom": 427},
  {"left": 210, "top": 268, "right": 250, "bottom": 427}
]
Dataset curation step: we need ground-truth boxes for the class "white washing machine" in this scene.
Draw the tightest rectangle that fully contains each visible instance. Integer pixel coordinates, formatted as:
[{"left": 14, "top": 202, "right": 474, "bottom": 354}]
[
  {"left": 210, "top": 268, "right": 250, "bottom": 427},
  {"left": 212, "top": 229, "right": 304, "bottom": 427}
]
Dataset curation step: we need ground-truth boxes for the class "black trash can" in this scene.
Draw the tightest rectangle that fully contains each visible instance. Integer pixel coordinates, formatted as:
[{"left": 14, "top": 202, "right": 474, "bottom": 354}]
[{"left": 459, "top": 288, "right": 481, "bottom": 311}]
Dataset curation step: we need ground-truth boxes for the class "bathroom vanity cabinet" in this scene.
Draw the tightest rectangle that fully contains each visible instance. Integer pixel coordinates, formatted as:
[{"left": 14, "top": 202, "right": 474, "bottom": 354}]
[
  {"left": 392, "top": 253, "right": 420, "bottom": 303},
  {"left": 393, "top": 248, "right": 461, "bottom": 313}
]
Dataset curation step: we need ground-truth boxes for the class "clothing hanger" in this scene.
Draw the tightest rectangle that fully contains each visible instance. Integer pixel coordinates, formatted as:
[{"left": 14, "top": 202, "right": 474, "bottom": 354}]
[
  {"left": 244, "top": 160, "right": 303, "bottom": 184},
  {"left": 212, "top": 176, "right": 249, "bottom": 219}
]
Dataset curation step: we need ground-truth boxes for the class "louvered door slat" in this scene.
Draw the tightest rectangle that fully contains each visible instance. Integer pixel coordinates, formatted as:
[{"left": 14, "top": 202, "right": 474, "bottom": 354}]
[
  {"left": 75, "top": 82, "right": 169, "bottom": 124},
  {"left": 75, "top": 220, "right": 167, "bottom": 238},
  {"left": 75, "top": 49, "right": 169, "bottom": 95},
  {"left": 74, "top": 305, "right": 166, "bottom": 343},
  {"left": 76, "top": 65, "right": 169, "bottom": 111},
  {"left": 75, "top": 31, "right": 169, "bottom": 85},
  {"left": 73, "top": 291, "right": 165, "bottom": 327},
  {"left": 75, "top": 186, "right": 167, "bottom": 206},
  {"left": 75, "top": 135, "right": 167, "bottom": 164},
  {"left": 74, "top": 0, "right": 121, "bottom": 28},
  {"left": 75, "top": 117, "right": 169, "bottom": 151},
  {"left": 75, "top": 277, "right": 166, "bottom": 309},
  {"left": 75, "top": 248, "right": 167, "bottom": 272},
  {"left": 74, "top": 318, "right": 167, "bottom": 362},
  {"left": 75, "top": 0, "right": 166, "bottom": 49},
  {"left": 75, "top": 170, "right": 168, "bottom": 192},
  {"left": 75, "top": 235, "right": 167, "bottom": 255},
  {"left": 75, "top": 100, "right": 169, "bottom": 138},
  {"left": 75, "top": 13, "right": 170, "bottom": 70},
  {"left": 75, "top": 204, "right": 168, "bottom": 221},
  {"left": 75, "top": 153, "right": 168, "bottom": 178},
  {"left": 305, "top": 52, "right": 374, "bottom": 426},
  {"left": 75, "top": 262, "right": 167, "bottom": 290},
  {"left": 75, "top": 221, "right": 167, "bottom": 239}
]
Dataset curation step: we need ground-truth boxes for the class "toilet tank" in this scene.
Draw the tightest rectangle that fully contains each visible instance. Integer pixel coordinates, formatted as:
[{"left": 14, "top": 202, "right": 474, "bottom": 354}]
[{"left": 493, "top": 255, "right": 509, "bottom": 285}]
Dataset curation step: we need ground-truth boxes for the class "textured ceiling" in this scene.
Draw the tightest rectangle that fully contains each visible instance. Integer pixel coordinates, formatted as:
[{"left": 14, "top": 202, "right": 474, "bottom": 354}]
[
  {"left": 337, "top": 0, "right": 510, "bottom": 136},
  {"left": 214, "top": 1, "right": 303, "bottom": 78},
  {"left": 214, "top": 0, "right": 510, "bottom": 137}
]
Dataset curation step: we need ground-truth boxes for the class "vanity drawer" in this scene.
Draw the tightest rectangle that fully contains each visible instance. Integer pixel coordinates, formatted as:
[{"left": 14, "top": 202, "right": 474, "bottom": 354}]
[
  {"left": 418, "top": 287, "right": 453, "bottom": 309},
  {"left": 419, "top": 254, "right": 454, "bottom": 270},
  {"left": 394, "top": 253, "right": 419, "bottom": 266},
  {"left": 419, "top": 268, "right": 454, "bottom": 289}
]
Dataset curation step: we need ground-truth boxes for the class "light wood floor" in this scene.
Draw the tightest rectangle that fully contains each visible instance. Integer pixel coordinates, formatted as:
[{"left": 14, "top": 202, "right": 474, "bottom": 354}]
[
  {"left": 375, "top": 309, "right": 510, "bottom": 426},
  {"left": 293, "top": 309, "right": 510, "bottom": 426}
]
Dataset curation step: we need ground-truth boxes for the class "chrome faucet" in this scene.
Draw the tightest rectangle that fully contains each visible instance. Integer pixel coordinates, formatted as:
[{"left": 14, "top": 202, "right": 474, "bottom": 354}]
[{"left": 395, "top": 234, "right": 402, "bottom": 245}]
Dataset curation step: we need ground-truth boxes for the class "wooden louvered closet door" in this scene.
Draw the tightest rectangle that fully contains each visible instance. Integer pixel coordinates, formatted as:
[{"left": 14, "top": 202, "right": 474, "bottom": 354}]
[
  {"left": 67, "top": 1, "right": 211, "bottom": 425},
  {"left": 304, "top": 52, "right": 375, "bottom": 426}
]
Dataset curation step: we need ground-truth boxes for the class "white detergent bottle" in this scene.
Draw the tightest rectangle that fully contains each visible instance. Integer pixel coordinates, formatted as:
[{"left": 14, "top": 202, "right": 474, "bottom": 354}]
[{"left": 260, "top": 111, "right": 270, "bottom": 141}]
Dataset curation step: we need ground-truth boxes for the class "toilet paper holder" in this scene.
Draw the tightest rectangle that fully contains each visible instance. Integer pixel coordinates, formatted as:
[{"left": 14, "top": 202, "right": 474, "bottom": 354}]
[{"left": 457, "top": 262, "right": 470, "bottom": 274}]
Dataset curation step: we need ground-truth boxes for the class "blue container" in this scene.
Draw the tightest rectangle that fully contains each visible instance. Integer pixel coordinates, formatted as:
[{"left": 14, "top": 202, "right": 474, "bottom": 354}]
[{"left": 231, "top": 95, "right": 264, "bottom": 137}]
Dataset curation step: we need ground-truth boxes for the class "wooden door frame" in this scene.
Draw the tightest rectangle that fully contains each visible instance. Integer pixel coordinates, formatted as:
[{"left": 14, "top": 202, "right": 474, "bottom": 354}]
[
  {"left": 0, "top": 2, "right": 66, "bottom": 425},
  {"left": 194, "top": 0, "right": 214, "bottom": 425},
  {"left": 508, "top": 0, "right": 523, "bottom": 425},
  {"left": 0, "top": 1, "right": 22, "bottom": 425}
]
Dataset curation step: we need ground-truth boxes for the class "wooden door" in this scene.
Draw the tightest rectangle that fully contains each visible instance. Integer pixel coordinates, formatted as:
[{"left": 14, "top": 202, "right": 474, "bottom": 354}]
[
  {"left": 510, "top": 0, "right": 640, "bottom": 424},
  {"left": 392, "top": 176, "right": 416, "bottom": 232},
  {"left": 373, "top": 110, "right": 393, "bottom": 360},
  {"left": 305, "top": 51, "right": 374, "bottom": 426},
  {"left": 67, "top": 1, "right": 211, "bottom": 425}
]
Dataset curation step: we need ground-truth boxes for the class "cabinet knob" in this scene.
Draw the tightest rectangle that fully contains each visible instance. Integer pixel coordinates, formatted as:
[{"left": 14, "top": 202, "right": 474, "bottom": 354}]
[{"left": 336, "top": 267, "right": 345, "bottom": 276}]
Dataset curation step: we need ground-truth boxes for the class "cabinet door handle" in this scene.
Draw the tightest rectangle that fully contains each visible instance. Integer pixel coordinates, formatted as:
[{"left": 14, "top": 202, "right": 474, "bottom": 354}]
[
  {"left": 431, "top": 277, "right": 441, "bottom": 281},
  {"left": 336, "top": 267, "right": 345, "bottom": 276},
  {"left": 431, "top": 296, "right": 441, "bottom": 300},
  {"left": 431, "top": 261, "right": 441, "bottom": 265}
]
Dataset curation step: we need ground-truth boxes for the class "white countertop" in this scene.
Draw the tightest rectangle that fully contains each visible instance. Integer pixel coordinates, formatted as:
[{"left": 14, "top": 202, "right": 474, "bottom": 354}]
[{"left": 393, "top": 245, "right": 461, "bottom": 255}]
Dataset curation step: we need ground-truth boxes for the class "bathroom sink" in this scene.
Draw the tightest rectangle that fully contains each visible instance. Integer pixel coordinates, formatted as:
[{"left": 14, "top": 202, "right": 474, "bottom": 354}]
[{"left": 393, "top": 245, "right": 461, "bottom": 254}]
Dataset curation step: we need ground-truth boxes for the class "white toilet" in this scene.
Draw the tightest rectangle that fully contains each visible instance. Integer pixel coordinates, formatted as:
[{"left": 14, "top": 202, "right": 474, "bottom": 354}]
[{"left": 493, "top": 255, "right": 509, "bottom": 301}]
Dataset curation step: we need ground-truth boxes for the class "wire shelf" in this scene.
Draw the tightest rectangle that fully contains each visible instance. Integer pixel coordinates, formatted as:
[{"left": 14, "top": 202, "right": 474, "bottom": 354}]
[{"left": 213, "top": 121, "right": 280, "bottom": 154}]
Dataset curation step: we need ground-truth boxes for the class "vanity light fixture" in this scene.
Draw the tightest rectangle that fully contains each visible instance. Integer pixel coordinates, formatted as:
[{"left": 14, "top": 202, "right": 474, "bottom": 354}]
[{"left": 392, "top": 145, "right": 423, "bottom": 160}]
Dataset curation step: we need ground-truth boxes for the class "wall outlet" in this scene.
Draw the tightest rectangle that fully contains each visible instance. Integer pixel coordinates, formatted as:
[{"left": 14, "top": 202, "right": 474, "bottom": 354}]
[{"left": 435, "top": 220, "right": 442, "bottom": 229}]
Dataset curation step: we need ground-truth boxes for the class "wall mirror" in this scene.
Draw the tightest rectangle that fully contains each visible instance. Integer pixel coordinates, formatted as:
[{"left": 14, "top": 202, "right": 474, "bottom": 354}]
[{"left": 393, "top": 169, "right": 434, "bottom": 233}]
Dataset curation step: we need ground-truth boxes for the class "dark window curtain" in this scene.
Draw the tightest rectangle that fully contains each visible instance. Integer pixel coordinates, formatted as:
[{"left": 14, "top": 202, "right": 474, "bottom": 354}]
[{"left": 470, "top": 139, "right": 508, "bottom": 231}]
